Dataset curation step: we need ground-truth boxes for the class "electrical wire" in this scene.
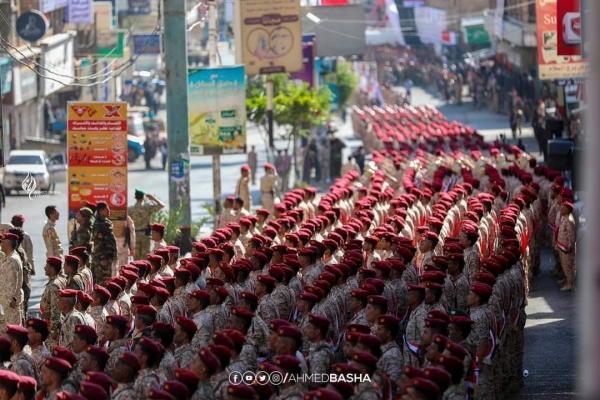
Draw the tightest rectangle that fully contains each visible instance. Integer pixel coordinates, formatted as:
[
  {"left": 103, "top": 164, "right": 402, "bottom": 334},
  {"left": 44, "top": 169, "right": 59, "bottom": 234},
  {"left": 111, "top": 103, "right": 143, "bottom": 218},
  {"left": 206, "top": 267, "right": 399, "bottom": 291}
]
[{"left": 0, "top": 25, "right": 161, "bottom": 88}]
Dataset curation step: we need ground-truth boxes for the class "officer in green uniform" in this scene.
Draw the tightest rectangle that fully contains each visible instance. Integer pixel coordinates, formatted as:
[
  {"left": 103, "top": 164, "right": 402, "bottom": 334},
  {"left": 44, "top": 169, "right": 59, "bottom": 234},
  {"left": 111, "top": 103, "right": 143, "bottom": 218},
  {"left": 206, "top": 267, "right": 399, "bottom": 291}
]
[
  {"left": 92, "top": 202, "right": 118, "bottom": 285},
  {"left": 9, "top": 227, "right": 31, "bottom": 317},
  {"left": 128, "top": 189, "right": 165, "bottom": 260}
]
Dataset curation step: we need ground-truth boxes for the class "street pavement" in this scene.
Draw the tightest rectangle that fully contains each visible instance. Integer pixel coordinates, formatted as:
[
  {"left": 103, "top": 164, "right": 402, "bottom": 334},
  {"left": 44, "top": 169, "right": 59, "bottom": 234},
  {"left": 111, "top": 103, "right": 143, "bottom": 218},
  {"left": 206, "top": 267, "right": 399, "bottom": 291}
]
[{"left": 4, "top": 84, "right": 575, "bottom": 397}]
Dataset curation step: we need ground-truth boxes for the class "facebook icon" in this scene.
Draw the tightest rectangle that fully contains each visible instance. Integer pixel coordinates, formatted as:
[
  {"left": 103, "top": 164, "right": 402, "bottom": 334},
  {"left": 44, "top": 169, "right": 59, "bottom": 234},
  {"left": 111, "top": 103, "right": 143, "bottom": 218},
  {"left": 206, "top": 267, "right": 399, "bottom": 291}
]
[{"left": 229, "top": 371, "right": 243, "bottom": 384}]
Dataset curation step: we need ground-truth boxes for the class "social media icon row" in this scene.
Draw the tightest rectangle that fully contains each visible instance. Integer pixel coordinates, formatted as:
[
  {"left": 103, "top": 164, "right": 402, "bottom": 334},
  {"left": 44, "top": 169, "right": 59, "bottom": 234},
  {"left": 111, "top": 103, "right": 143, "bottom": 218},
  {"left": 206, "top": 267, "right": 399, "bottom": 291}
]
[{"left": 228, "top": 371, "right": 285, "bottom": 385}]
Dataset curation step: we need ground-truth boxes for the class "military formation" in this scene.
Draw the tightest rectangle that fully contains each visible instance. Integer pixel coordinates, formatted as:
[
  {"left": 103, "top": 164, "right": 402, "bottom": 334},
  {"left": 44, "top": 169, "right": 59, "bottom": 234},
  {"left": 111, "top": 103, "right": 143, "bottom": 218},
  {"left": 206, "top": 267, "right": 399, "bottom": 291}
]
[{"left": 0, "top": 103, "right": 577, "bottom": 400}]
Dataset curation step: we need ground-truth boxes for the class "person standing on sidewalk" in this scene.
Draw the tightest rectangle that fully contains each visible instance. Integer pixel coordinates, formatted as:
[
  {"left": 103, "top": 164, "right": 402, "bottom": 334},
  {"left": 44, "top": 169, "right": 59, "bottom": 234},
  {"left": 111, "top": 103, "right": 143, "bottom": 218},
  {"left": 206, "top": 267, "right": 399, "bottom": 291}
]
[
  {"left": 235, "top": 166, "right": 252, "bottom": 213},
  {"left": 43, "top": 205, "right": 63, "bottom": 258},
  {"left": 248, "top": 146, "right": 258, "bottom": 185},
  {"left": 319, "top": 140, "right": 331, "bottom": 185},
  {"left": 282, "top": 149, "right": 292, "bottom": 192}
]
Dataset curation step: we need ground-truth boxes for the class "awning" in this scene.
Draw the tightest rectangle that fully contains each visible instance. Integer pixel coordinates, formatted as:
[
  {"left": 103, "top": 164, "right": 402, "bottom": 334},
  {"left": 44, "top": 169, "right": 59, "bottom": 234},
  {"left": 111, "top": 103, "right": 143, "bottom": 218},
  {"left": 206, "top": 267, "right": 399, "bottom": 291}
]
[{"left": 0, "top": 56, "right": 12, "bottom": 95}]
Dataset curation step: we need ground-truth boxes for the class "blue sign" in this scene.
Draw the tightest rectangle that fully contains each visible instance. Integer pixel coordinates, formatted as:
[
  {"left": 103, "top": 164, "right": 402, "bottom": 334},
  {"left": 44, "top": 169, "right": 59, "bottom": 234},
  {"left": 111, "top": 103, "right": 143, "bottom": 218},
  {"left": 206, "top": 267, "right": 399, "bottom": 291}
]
[
  {"left": 0, "top": 57, "right": 11, "bottom": 96},
  {"left": 16, "top": 10, "right": 48, "bottom": 43},
  {"left": 170, "top": 162, "right": 184, "bottom": 180},
  {"left": 128, "top": 0, "right": 151, "bottom": 15},
  {"left": 132, "top": 34, "right": 161, "bottom": 55}
]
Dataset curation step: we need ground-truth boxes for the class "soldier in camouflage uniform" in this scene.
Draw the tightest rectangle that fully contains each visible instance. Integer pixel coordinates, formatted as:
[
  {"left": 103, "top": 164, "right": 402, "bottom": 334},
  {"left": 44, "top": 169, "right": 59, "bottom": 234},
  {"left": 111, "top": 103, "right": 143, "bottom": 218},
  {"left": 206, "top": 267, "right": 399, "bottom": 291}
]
[
  {"left": 305, "top": 314, "right": 334, "bottom": 384},
  {"left": 41, "top": 257, "right": 66, "bottom": 351},
  {"left": 58, "top": 289, "right": 85, "bottom": 350},
  {"left": 91, "top": 202, "right": 118, "bottom": 285},
  {"left": 64, "top": 255, "right": 85, "bottom": 292},
  {"left": 173, "top": 316, "right": 198, "bottom": 370},
  {"left": 128, "top": 190, "right": 165, "bottom": 261},
  {"left": 9, "top": 227, "right": 32, "bottom": 318},
  {"left": 69, "top": 207, "right": 94, "bottom": 253}
]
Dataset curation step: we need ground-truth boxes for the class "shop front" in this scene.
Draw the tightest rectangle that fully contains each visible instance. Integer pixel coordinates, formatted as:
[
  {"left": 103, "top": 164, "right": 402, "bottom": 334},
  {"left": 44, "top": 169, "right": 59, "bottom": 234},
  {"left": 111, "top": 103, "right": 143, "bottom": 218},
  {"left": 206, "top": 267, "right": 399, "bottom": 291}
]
[{"left": 2, "top": 48, "right": 41, "bottom": 151}]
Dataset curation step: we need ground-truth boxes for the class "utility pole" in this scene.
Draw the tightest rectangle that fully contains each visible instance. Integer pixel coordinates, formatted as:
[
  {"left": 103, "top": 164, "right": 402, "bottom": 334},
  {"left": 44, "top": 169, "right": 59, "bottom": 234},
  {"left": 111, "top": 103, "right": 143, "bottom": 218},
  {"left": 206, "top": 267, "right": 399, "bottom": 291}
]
[
  {"left": 266, "top": 75, "right": 274, "bottom": 150},
  {"left": 207, "top": 0, "right": 222, "bottom": 218},
  {"left": 0, "top": 67, "right": 4, "bottom": 167},
  {"left": 164, "top": 0, "right": 192, "bottom": 240}
]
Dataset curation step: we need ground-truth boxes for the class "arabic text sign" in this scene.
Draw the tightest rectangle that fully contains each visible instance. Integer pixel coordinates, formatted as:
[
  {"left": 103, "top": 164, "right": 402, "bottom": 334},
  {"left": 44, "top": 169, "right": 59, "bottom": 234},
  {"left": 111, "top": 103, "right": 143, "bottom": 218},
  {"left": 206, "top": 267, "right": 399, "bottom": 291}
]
[
  {"left": 235, "top": 0, "right": 303, "bottom": 75},
  {"left": 67, "top": 102, "right": 128, "bottom": 221},
  {"left": 188, "top": 66, "right": 246, "bottom": 155},
  {"left": 535, "top": 0, "right": 587, "bottom": 80}
]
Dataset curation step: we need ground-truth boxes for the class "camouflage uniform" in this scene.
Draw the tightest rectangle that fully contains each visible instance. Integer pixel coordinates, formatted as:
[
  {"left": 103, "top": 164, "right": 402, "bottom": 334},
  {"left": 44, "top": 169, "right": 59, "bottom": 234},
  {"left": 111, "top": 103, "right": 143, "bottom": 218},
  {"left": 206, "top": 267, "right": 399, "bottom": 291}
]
[
  {"left": 206, "top": 305, "right": 227, "bottom": 333},
  {"left": 307, "top": 341, "right": 334, "bottom": 375},
  {"left": 31, "top": 344, "right": 51, "bottom": 377},
  {"left": 377, "top": 341, "right": 404, "bottom": 381},
  {"left": 43, "top": 221, "right": 63, "bottom": 258},
  {"left": 295, "top": 313, "right": 311, "bottom": 356},
  {"left": 158, "top": 349, "right": 177, "bottom": 382},
  {"left": 66, "top": 272, "right": 85, "bottom": 291},
  {"left": 279, "top": 384, "right": 305, "bottom": 400},
  {"left": 118, "top": 291, "right": 132, "bottom": 321},
  {"left": 557, "top": 213, "right": 577, "bottom": 288},
  {"left": 468, "top": 305, "right": 497, "bottom": 400},
  {"left": 15, "top": 245, "right": 32, "bottom": 316},
  {"left": 464, "top": 246, "right": 480, "bottom": 284},
  {"left": 70, "top": 223, "right": 92, "bottom": 252},
  {"left": 134, "top": 368, "right": 161, "bottom": 399},
  {"left": 0, "top": 251, "right": 23, "bottom": 331},
  {"left": 248, "top": 314, "right": 270, "bottom": 357},
  {"left": 106, "top": 338, "right": 129, "bottom": 376},
  {"left": 60, "top": 309, "right": 85, "bottom": 350},
  {"left": 10, "top": 351, "right": 38, "bottom": 384},
  {"left": 257, "top": 294, "right": 280, "bottom": 325},
  {"left": 112, "top": 383, "right": 136, "bottom": 400},
  {"left": 128, "top": 201, "right": 163, "bottom": 261},
  {"left": 210, "top": 371, "right": 230, "bottom": 400},
  {"left": 40, "top": 275, "right": 66, "bottom": 351},
  {"left": 239, "top": 342, "right": 258, "bottom": 372},
  {"left": 92, "top": 217, "right": 117, "bottom": 285},
  {"left": 174, "top": 343, "right": 196, "bottom": 369},
  {"left": 351, "top": 381, "right": 380, "bottom": 400},
  {"left": 235, "top": 175, "right": 252, "bottom": 212},
  {"left": 444, "top": 273, "right": 470, "bottom": 312},
  {"left": 191, "top": 310, "right": 214, "bottom": 351},
  {"left": 192, "top": 380, "right": 216, "bottom": 400},
  {"left": 89, "top": 306, "right": 108, "bottom": 342},
  {"left": 348, "top": 309, "right": 369, "bottom": 327},
  {"left": 443, "top": 384, "right": 466, "bottom": 400},
  {"left": 260, "top": 173, "right": 279, "bottom": 213},
  {"left": 403, "top": 302, "right": 427, "bottom": 367},
  {"left": 271, "top": 283, "right": 293, "bottom": 321},
  {"left": 402, "top": 263, "right": 420, "bottom": 286}
]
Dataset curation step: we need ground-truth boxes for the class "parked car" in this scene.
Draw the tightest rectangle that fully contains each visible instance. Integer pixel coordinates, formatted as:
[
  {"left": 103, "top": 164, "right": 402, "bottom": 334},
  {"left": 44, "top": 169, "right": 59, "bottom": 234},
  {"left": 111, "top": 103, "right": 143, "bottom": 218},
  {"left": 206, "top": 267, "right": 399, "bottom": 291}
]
[
  {"left": 128, "top": 135, "right": 146, "bottom": 162},
  {"left": 2, "top": 150, "right": 67, "bottom": 194}
]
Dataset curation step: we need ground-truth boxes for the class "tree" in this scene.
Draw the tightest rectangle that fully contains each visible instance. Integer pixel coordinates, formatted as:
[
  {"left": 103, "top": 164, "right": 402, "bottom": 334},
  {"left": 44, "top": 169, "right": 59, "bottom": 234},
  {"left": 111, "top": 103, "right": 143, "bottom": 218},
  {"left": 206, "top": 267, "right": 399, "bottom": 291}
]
[
  {"left": 335, "top": 61, "right": 358, "bottom": 112},
  {"left": 274, "top": 82, "right": 333, "bottom": 179}
]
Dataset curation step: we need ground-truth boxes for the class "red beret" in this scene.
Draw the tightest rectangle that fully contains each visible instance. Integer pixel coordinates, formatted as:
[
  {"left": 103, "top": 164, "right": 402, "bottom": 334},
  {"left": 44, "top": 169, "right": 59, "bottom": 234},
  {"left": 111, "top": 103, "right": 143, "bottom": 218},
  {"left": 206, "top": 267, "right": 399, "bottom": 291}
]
[
  {"left": 137, "top": 305, "right": 158, "bottom": 318},
  {"left": 450, "top": 316, "right": 474, "bottom": 326},
  {"left": 367, "top": 295, "right": 387, "bottom": 307},
  {"left": 210, "top": 333, "right": 233, "bottom": 351},
  {"left": 436, "top": 354, "right": 465, "bottom": 373},
  {"left": 423, "top": 231, "right": 439, "bottom": 243},
  {"left": 138, "top": 337, "right": 162, "bottom": 355},
  {"left": 198, "top": 347, "right": 221, "bottom": 372},
  {"left": 212, "top": 285, "right": 229, "bottom": 299},
  {"left": 175, "top": 316, "right": 198, "bottom": 335},
  {"left": 432, "top": 334, "right": 448, "bottom": 348},
  {"left": 52, "top": 346, "right": 77, "bottom": 365},
  {"left": 562, "top": 201, "right": 574, "bottom": 212},
  {"left": 351, "top": 351, "right": 378, "bottom": 369},
  {"left": 471, "top": 283, "right": 493, "bottom": 300},
  {"left": 85, "top": 346, "right": 109, "bottom": 363},
  {"left": 424, "top": 281, "right": 444, "bottom": 291},
  {"left": 227, "top": 383, "right": 255, "bottom": 399},
  {"left": 44, "top": 356, "right": 72, "bottom": 373},
  {"left": 256, "top": 208, "right": 271, "bottom": 217},
  {"left": 131, "top": 294, "right": 150, "bottom": 305},
  {"left": 350, "top": 289, "right": 369, "bottom": 299},
  {"left": 274, "top": 355, "right": 301, "bottom": 374},
  {"left": 427, "top": 310, "right": 450, "bottom": 323},
  {"left": 298, "top": 292, "right": 318, "bottom": 303},
  {"left": 58, "top": 289, "right": 78, "bottom": 298},
  {"left": 74, "top": 325, "right": 98, "bottom": 341},
  {"left": 148, "top": 255, "right": 163, "bottom": 264},
  {"left": 332, "top": 363, "right": 361, "bottom": 376},
  {"left": 239, "top": 291, "right": 258, "bottom": 303},
  {"left": 152, "top": 286, "right": 170, "bottom": 299},
  {"left": 308, "top": 314, "right": 330, "bottom": 332},
  {"left": 151, "top": 223, "right": 165, "bottom": 232},
  {"left": 407, "top": 284, "right": 426, "bottom": 292},
  {"left": 403, "top": 365, "right": 425, "bottom": 379},
  {"left": 76, "top": 291, "right": 94, "bottom": 305},
  {"left": 230, "top": 306, "right": 255, "bottom": 321},
  {"left": 163, "top": 381, "right": 190, "bottom": 400},
  {"left": 106, "top": 315, "right": 128, "bottom": 328},
  {"left": 17, "top": 375, "right": 36, "bottom": 392},
  {"left": 363, "top": 236, "right": 379, "bottom": 246},
  {"left": 93, "top": 285, "right": 111, "bottom": 299},
  {"left": 6, "top": 324, "right": 28, "bottom": 338},
  {"left": 425, "top": 318, "right": 448, "bottom": 330},
  {"left": 118, "top": 352, "right": 141, "bottom": 371},
  {"left": 64, "top": 255, "right": 80, "bottom": 264},
  {"left": 423, "top": 366, "right": 452, "bottom": 385},
  {"left": 256, "top": 274, "right": 276, "bottom": 286},
  {"left": 148, "top": 389, "right": 175, "bottom": 400},
  {"left": 408, "top": 377, "right": 441, "bottom": 399},
  {"left": 500, "top": 226, "right": 517, "bottom": 239},
  {"left": 372, "top": 261, "right": 392, "bottom": 273},
  {"left": 377, "top": 314, "right": 400, "bottom": 329},
  {"left": 277, "top": 325, "right": 303, "bottom": 341},
  {"left": 120, "top": 269, "right": 139, "bottom": 281},
  {"left": 0, "top": 370, "right": 19, "bottom": 390},
  {"left": 174, "top": 368, "right": 200, "bottom": 387},
  {"left": 304, "top": 286, "right": 325, "bottom": 299},
  {"left": 26, "top": 318, "right": 49, "bottom": 331},
  {"left": 2, "top": 233, "right": 18, "bottom": 241},
  {"left": 79, "top": 382, "right": 108, "bottom": 400},
  {"left": 461, "top": 224, "right": 478, "bottom": 236}
]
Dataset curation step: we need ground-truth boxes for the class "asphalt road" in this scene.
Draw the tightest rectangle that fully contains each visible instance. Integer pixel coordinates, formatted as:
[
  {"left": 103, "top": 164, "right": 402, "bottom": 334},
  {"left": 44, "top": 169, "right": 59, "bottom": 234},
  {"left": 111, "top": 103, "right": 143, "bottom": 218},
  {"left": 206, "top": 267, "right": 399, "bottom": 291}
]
[{"left": 5, "top": 86, "right": 575, "bottom": 397}]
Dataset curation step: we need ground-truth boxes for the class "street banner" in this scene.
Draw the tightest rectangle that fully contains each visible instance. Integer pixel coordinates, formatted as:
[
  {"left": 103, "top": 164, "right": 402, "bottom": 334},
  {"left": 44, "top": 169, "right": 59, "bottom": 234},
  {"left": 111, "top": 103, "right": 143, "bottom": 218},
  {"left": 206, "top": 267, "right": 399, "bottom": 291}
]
[
  {"left": 234, "top": 0, "right": 303, "bottom": 75},
  {"left": 67, "top": 0, "right": 94, "bottom": 24},
  {"left": 67, "top": 102, "right": 128, "bottom": 222},
  {"left": 535, "top": 0, "right": 587, "bottom": 80},
  {"left": 556, "top": 0, "right": 581, "bottom": 56},
  {"left": 290, "top": 43, "right": 315, "bottom": 88},
  {"left": 188, "top": 66, "right": 246, "bottom": 155}
]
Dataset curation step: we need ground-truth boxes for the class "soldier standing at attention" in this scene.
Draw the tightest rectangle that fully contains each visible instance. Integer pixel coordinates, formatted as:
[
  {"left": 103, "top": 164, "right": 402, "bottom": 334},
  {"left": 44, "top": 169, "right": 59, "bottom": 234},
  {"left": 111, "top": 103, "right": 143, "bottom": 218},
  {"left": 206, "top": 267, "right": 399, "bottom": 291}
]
[
  {"left": 40, "top": 257, "right": 66, "bottom": 351},
  {"left": 91, "top": 202, "right": 117, "bottom": 285},
  {"left": 151, "top": 223, "right": 167, "bottom": 252},
  {"left": 128, "top": 189, "right": 165, "bottom": 260},
  {"left": 248, "top": 145, "right": 258, "bottom": 185},
  {"left": 260, "top": 163, "right": 279, "bottom": 214},
  {"left": 43, "top": 205, "right": 63, "bottom": 258},
  {"left": 69, "top": 207, "right": 94, "bottom": 253},
  {"left": 235, "top": 165, "right": 252, "bottom": 212}
]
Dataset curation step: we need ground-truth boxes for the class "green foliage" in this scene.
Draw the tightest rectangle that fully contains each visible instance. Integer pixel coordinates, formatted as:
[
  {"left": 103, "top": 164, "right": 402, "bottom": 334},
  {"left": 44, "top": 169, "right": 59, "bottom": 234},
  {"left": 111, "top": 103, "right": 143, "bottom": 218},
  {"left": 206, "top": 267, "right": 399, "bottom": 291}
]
[
  {"left": 336, "top": 61, "right": 358, "bottom": 110},
  {"left": 245, "top": 74, "right": 289, "bottom": 126},
  {"left": 274, "top": 82, "right": 333, "bottom": 138},
  {"left": 201, "top": 202, "right": 217, "bottom": 232},
  {"left": 151, "top": 201, "right": 210, "bottom": 243}
]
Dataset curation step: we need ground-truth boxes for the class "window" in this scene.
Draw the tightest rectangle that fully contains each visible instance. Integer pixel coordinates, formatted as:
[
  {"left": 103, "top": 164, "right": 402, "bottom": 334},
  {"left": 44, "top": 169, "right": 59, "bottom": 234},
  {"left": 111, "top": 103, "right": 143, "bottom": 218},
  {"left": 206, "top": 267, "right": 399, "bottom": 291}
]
[{"left": 8, "top": 155, "right": 44, "bottom": 165}]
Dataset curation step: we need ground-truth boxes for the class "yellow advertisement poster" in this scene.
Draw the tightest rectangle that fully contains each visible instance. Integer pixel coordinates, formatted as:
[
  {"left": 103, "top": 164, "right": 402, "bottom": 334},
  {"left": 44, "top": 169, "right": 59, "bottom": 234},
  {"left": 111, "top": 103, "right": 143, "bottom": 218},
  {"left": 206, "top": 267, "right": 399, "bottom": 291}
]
[
  {"left": 234, "top": 0, "right": 303, "bottom": 75},
  {"left": 67, "top": 102, "right": 128, "bottom": 224}
]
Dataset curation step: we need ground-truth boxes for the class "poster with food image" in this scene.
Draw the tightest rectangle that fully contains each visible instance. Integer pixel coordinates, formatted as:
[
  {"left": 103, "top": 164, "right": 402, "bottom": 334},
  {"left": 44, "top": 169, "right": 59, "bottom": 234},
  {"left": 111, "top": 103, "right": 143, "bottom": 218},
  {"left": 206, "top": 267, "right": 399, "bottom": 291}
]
[
  {"left": 188, "top": 66, "right": 246, "bottom": 155},
  {"left": 67, "top": 102, "right": 128, "bottom": 224}
]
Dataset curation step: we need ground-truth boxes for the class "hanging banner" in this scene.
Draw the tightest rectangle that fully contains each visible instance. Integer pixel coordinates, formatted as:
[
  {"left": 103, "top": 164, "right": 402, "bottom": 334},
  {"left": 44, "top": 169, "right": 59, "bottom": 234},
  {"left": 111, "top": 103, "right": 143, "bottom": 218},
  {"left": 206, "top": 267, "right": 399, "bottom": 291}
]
[
  {"left": 67, "top": 0, "right": 94, "bottom": 24},
  {"left": 188, "top": 66, "right": 246, "bottom": 156},
  {"left": 556, "top": 0, "right": 581, "bottom": 56},
  {"left": 535, "top": 0, "right": 587, "bottom": 81},
  {"left": 290, "top": 43, "right": 315, "bottom": 88},
  {"left": 234, "top": 0, "right": 303, "bottom": 75},
  {"left": 67, "top": 102, "right": 128, "bottom": 221}
]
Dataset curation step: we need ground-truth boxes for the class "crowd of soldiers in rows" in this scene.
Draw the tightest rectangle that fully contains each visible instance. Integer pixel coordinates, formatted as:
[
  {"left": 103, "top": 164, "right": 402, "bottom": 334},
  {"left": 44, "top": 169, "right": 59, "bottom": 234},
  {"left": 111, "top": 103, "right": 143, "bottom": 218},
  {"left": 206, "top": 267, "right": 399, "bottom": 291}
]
[{"left": 0, "top": 104, "right": 578, "bottom": 400}]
